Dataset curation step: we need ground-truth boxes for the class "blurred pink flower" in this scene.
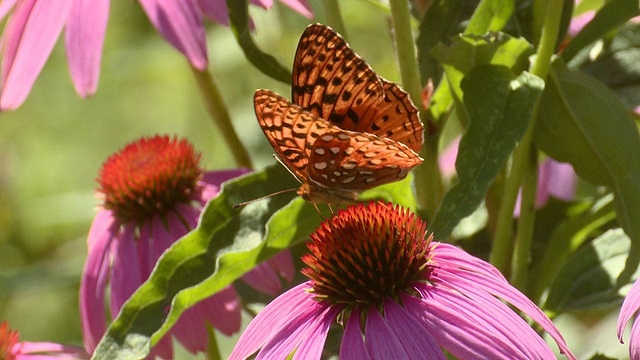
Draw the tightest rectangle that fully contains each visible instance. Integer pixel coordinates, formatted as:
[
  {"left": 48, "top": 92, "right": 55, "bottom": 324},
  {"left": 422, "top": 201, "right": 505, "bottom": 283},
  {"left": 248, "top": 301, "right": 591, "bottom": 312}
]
[
  {"left": 0, "top": 321, "right": 89, "bottom": 360},
  {"left": 0, "top": 0, "right": 313, "bottom": 111},
  {"left": 618, "top": 277, "right": 640, "bottom": 360},
  {"left": 229, "top": 202, "right": 577, "bottom": 360},
  {"left": 80, "top": 135, "right": 294, "bottom": 359}
]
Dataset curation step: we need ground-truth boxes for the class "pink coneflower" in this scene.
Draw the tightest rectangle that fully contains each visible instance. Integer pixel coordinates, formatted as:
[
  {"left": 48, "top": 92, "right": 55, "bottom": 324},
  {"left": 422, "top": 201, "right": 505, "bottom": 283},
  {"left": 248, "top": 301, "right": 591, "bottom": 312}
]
[
  {"left": 0, "top": 0, "right": 313, "bottom": 111},
  {"left": 80, "top": 135, "right": 294, "bottom": 359},
  {"left": 229, "top": 202, "right": 577, "bottom": 359},
  {"left": 618, "top": 277, "right": 640, "bottom": 359},
  {"left": 0, "top": 321, "right": 88, "bottom": 360}
]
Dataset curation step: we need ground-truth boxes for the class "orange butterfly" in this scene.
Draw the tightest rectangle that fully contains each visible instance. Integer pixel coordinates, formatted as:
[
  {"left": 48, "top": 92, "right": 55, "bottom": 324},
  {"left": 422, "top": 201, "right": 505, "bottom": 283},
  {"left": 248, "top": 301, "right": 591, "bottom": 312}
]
[{"left": 255, "top": 24, "right": 424, "bottom": 204}]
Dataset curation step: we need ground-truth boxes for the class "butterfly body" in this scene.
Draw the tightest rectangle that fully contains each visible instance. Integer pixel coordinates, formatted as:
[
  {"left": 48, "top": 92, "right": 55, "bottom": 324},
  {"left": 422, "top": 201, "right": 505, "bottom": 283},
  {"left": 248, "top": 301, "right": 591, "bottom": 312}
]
[{"left": 254, "top": 24, "right": 424, "bottom": 204}]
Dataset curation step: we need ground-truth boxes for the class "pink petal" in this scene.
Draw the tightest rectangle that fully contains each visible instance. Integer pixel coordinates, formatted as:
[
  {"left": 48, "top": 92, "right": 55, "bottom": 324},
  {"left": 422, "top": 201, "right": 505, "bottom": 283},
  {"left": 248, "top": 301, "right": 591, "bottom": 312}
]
[
  {"left": 1, "top": 0, "right": 73, "bottom": 110},
  {"left": 543, "top": 159, "right": 577, "bottom": 201},
  {"left": 241, "top": 260, "right": 284, "bottom": 296},
  {"left": 170, "top": 305, "right": 209, "bottom": 354},
  {"left": 197, "top": 0, "right": 230, "bottom": 25},
  {"left": 382, "top": 301, "right": 445, "bottom": 358},
  {"left": 630, "top": 317, "right": 640, "bottom": 360},
  {"left": 65, "top": 0, "right": 109, "bottom": 97},
  {"left": 202, "top": 168, "right": 251, "bottom": 187},
  {"left": 199, "top": 286, "right": 242, "bottom": 335},
  {"left": 0, "top": 0, "right": 18, "bottom": 22},
  {"left": 15, "top": 341, "right": 88, "bottom": 358},
  {"left": 277, "top": 0, "right": 313, "bottom": 18},
  {"left": 250, "top": 0, "right": 272, "bottom": 8},
  {"left": 229, "top": 282, "right": 316, "bottom": 360},
  {"left": 148, "top": 334, "right": 174, "bottom": 360},
  {"left": 438, "top": 135, "right": 460, "bottom": 178},
  {"left": 364, "top": 307, "right": 411, "bottom": 359},
  {"left": 109, "top": 224, "right": 142, "bottom": 318},
  {"left": 268, "top": 250, "right": 296, "bottom": 282},
  {"left": 568, "top": 10, "right": 595, "bottom": 37},
  {"left": 79, "top": 210, "right": 117, "bottom": 353},
  {"left": 340, "top": 308, "right": 371, "bottom": 360},
  {"left": 618, "top": 277, "right": 640, "bottom": 340},
  {"left": 138, "top": 0, "right": 208, "bottom": 70},
  {"left": 289, "top": 304, "right": 337, "bottom": 360}
]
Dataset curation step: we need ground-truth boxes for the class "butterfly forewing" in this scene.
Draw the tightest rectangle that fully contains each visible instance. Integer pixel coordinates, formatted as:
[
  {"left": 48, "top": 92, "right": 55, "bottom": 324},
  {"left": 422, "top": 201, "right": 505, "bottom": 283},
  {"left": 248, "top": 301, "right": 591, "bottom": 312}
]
[
  {"left": 292, "top": 24, "right": 423, "bottom": 153},
  {"left": 307, "top": 130, "right": 422, "bottom": 191}
]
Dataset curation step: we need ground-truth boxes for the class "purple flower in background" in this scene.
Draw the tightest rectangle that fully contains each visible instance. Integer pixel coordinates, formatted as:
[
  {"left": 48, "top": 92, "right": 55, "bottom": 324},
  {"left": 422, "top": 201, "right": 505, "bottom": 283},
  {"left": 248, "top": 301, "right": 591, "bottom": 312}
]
[
  {"left": 0, "top": 321, "right": 89, "bottom": 360},
  {"left": 0, "top": 0, "right": 313, "bottom": 111},
  {"left": 618, "top": 277, "right": 640, "bottom": 359},
  {"left": 229, "top": 202, "right": 577, "bottom": 360},
  {"left": 80, "top": 135, "right": 294, "bottom": 359}
]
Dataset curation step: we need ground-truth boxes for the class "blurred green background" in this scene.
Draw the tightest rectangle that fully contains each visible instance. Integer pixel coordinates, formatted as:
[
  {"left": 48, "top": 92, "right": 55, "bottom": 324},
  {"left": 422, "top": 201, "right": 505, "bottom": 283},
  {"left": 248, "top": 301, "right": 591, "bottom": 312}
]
[
  {"left": 0, "top": 0, "right": 631, "bottom": 359},
  {"left": 0, "top": 0, "right": 402, "bottom": 358}
]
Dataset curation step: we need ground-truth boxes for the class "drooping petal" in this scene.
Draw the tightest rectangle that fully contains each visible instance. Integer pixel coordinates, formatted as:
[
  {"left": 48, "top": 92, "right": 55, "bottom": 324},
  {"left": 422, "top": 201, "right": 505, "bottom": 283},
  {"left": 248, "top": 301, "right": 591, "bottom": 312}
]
[
  {"left": 79, "top": 210, "right": 117, "bottom": 353},
  {"left": 431, "top": 243, "right": 576, "bottom": 359},
  {"left": 109, "top": 223, "right": 141, "bottom": 318},
  {"left": 277, "top": 0, "right": 313, "bottom": 18},
  {"left": 199, "top": 286, "right": 242, "bottom": 336},
  {"left": 0, "top": 0, "right": 18, "bottom": 22},
  {"left": 201, "top": 168, "right": 251, "bottom": 188},
  {"left": 543, "top": 159, "right": 577, "bottom": 201},
  {"left": 148, "top": 334, "right": 174, "bottom": 360},
  {"left": 241, "top": 260, "right": 285, "bottom": 296},
  {"left": 382, "top": 300, "right": 445, "bottom": 359},
  {"left": 267, "top": 250, "right": 296, "bottom": 282},
  {"left": 340, "top": 308, "right": 371, "bottom": 360},
  {"left": 65, "top": 0, "right": 109, "bottom": 97},
  {"left": 12, "top": 341, "right": 88, "bottom": 358},
  {"left": 229, "top": 282, "right": 318, "bottom": 360},
  {"left": 250, "top": 0, "right": 272, "bottom": 9},
  {"left": 630, "top": 317, "right": 640, "bottom": 360},
  {"left": 170, "top": 304, "right": 210, "bottom": 354},
  {"left": 364, "top": 307, "right": 411, "bottom": 359},
  {"left": 138, "top": 0, "right": 208, "bottom": 70},
  {"left": 197, "top": 0, "right": 230, "bottom": 25},
  {"left": 618, "top": 277, "right": 640, "bottom": 340},
  {"left": 438, "top": 135, "right": 460, "bottom": 178},
  {"left": 1, "top": 0, "right": 73, "bottom": 110}
]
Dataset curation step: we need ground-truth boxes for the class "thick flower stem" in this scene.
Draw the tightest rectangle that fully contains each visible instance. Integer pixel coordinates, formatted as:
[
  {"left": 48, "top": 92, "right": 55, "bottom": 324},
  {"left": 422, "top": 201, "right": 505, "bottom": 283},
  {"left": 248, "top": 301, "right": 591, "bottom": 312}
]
[
  {"left": 389, "top": 0, "right": 443, "bottom": 218},
  {"left": 322, "top": 0, "right": 348, "bottom": 39},
  {"left": 490, "top": 0, "right": 563, "bottom": 278},
  {"left": 191, "top": 66, "right": 253, "bottom": 169}
]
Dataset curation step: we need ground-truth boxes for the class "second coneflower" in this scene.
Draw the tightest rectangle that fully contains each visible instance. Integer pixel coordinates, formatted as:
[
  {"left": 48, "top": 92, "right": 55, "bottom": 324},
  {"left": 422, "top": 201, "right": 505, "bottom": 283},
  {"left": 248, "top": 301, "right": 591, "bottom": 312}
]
[
  {"left": 80, "top": 135, "right": 294, "bottom": 359},
  {"left": 229, "top": 201, "right": 577, "bottom": 360}
]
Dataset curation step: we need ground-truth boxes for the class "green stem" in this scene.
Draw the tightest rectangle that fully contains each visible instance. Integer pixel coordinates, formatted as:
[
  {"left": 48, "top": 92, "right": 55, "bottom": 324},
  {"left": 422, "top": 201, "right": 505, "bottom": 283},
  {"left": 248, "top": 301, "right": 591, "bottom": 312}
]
[
  {"left": 322, "top": 0, "right": 348, "bottom": 38},
  {"left": 510, "top": 147, "right": 538, "bottom": 289},
  {"left": 490, "top": 0, "right": 563, "bottom": 274},
  {"left": 389, "top": 0, "right": 443, "bottom": 218},
  {"left": 205, "top": 324, "right": 221, "bottom": 360},
  {"left": 191, "top": 66, "right": 254, "bottom": 169}
]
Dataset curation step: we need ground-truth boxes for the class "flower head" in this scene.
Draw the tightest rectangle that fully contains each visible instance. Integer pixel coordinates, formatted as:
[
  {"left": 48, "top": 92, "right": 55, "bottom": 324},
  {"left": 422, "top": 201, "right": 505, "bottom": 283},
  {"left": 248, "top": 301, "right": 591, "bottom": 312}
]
[
  {"left": 0, "top": 321, "right": 88, "bottom": 360},
  {"left": 229, "top": 202, "right": 577, "bottom": 360},
  {"left": 80, "top": 135, "right": 294, "bottom": 359},
  {"left": 618, "top": 277, "right": 640, "bottom": 359}
]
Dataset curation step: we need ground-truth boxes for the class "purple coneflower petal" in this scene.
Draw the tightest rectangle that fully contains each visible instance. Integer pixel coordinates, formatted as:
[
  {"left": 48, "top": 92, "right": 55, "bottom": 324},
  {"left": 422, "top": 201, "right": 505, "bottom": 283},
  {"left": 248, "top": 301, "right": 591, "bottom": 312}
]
[
  {"left": 268, "top": 250, "right": 295, "bottom": 282},
  {"left": 197, "top": 0, "right": 230, "bottom": 25},
  {"left": 202, "top": 168, "right": 251, "bottom": 189},
  {"left": 382, "top": 300, "right": 445, "bottom": 359},
  {"left": 64, "top": 0, "right": 109, "bottom": 98},
  {"left": 229, "top": 283, "right": 320, "bottom": 359},
  {"left": 618, "top": 278, "right": 640, "bottom": 340},
  {"left": 13, "top": 341, "right": 88, "bottom": 358},
  {"left": 0, "top": 0, "right": 73, "bottom": 110},
  {"left": 438, "top": 135, "right": 460, "bottom": 178},
  {"left": 109, "top": 224, "right": 141, "bottom": 317},
  {"left": 135, "top": 220, "right": 153, "bottom": 279},
  {"left": 568, "top": 10, "right": 595, "bottom": 36},
  {"left": 543, "top": 159, "right": 576, "bottom": 201},
  {"left": 149, "top": 335, "right": 174, "bottom": 360},
  {"left": 80, "top": 210, "right": 117, "bottom": 352},
  {"left": 364, "top": 307, "right": 411, "bottom": 359},
  {"left": 199, "top": 286, "right": 241, "bottom": 336},
  {"left": 171, "top": 306, "right": 209, "bottom": 354},
  {"left": 138, "top": 0, "right": 208, "bottom": 70},
  {"left": 241, "top": 260, "right": 285, "bottom": 296},
  {"left": 340, "top": 308, "right": 371, "bottom": 360},
  {"left": 251, "top": 0, "right": 272, "bottom": 8},
  {"left": 0, "top": 0, "right": 18, "bottom": 21}
]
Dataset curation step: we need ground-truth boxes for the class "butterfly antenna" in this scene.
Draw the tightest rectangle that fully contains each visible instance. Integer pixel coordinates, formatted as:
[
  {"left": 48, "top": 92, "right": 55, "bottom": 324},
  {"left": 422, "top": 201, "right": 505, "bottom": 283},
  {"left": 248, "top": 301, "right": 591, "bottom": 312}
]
[
  {"left": 273, "top": 154, "right": 303, "bottom": 184},
  {"left": 233, "top": 188, "right": 299, "bottom": 209},
  {"left": 312, "top": 203, "right": 325, "bottom": 219}
]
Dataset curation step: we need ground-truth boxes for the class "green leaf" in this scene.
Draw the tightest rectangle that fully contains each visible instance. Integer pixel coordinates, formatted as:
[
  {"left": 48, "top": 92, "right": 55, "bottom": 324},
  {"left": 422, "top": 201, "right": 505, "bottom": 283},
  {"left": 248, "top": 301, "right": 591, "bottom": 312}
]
[
  {"left": 465, "top": 0, "right": 514, "bottom": 36},
  {"left": 543, "top": 229, "right": 637, "bottom": 312},
  {"left": 227, "top": 0, "right": 291, "bottom": 84},
  {"left": 428, "top": 66, "right": 544, "bottom": 239},
  {"left": 431, "top": 33, "right": 534, "bottom": 102},
  {"left": 562, "top": 0, "right": 640, "bottom": 62},
  {"left": 533, "top": 58, "right": 640, "bottom": 275},
  {"left": 91, "top": 165, "right": 418, "bottom": 359}
]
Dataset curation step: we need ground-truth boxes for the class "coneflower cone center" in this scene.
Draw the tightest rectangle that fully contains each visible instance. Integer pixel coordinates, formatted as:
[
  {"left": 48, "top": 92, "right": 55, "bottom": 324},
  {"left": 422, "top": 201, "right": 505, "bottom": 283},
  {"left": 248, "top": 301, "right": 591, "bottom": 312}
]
[
  {"left": 0, "top": 322, "right": 19, "bottom": 360},
  {"left": 97, "top": 135, "right": 202, "bottom": 221},
  {"left": 302, "top": 202, "right": 433, "bottom": 308}
]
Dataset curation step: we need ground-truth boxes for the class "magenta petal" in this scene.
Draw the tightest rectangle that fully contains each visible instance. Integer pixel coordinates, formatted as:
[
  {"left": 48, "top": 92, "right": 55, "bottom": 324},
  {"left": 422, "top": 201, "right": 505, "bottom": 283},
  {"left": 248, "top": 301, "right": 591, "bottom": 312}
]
[
  {"left": 241, "top": 260, "right": 284, "bottom": 296},
  {"left": 197, "top": 0, "right": 230, "bottom": 25},
  {"left": 1, "top": 0, "right": 73, "bottom": 110},
  {"left": 543, "top": 159, "right": 577, "bottom": 201},
  {"left": 277, "top": 0, "right": 313, "bottom": 18},
  {"left": 229, "top": 282, "right": 316, "bottom": 360},
  {"left": 79, "top": 210, "right": 117, "bottom": 353},
  {"left": 65, "top": 0, "right": 109, "bottom": 97},
  {"left": 250, "top": 0, "right": 272, "bottom": 9},
  {"left": 138, "top": 0, "right": 208, "bottom": 70},
  {"left": 438, "top": 135, "right": 460, "bottom": 178},
  {"left": 199, "top": 286, "right": 241, "bottom": 336},
  {"left": 202, "top": 168, "right": 251, "bottom": 187},
  {"left": 618, "top": 277, "right": 640, "bottom": 340},
  {"left": 171, "top": 305, "right": 209, "bottom": 354},
  {"left": 382, "top": 300, "right": 445, "bottom": 359},
  {"left": 148, "top": 334, "right": 174, "bottom": 360},
  {"left": 13, "top": 341, "right": 88, "bottom": 358},
  {"left": 630, "top": 317, "right": 640, "bottom": 360},
  {"left": 0, "top": 0, "right": 18, "bottom": 22},
  {"left": 340, "top": 308, "right": 371, "bottom": 360},
  {"left": 267, "top": 250, "right": 296, "bottom": 282},
  {"left": 364, "top": 307, "right": 410, "bottom": 359},
  {"left": 109, "top": 224, "right": 142, "bottom": 318}
]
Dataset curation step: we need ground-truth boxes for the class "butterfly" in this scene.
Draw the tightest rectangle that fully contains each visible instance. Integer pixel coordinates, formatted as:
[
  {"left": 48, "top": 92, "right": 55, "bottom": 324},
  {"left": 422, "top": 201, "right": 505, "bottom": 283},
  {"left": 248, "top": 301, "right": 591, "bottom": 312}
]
[{"left": 254, "top": 23, "right": 424, "bottom": 204}]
